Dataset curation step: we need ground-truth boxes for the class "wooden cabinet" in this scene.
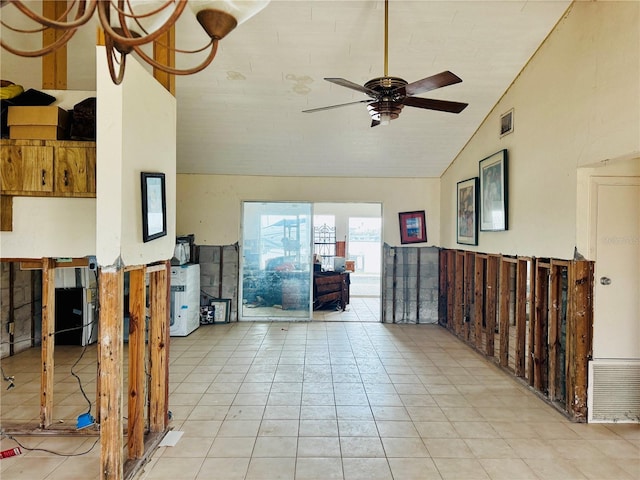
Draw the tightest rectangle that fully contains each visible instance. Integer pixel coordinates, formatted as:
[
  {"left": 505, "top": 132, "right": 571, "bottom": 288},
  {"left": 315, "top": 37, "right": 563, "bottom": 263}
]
[
  {"left": 1, "top": 141, "right": 54, "bottom": 193},
  {"left": 0, "top": 139, "right": 96, "bottom": 197}
]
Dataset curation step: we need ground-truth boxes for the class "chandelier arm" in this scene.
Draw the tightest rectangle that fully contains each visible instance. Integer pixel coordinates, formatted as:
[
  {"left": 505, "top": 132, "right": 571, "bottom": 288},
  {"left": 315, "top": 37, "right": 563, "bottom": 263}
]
[
  {"left": 10, "top": 0, "right": 97, "bottom": 29},
  {"left": 97, "top": 0, "right": 188, "bottom": 48},
  {"left": 105, "top": 36, "right": 127, "bottom": 85},
  {"left": 130, "top": 40, "right": 219, "bottom": 76},
  {"left": 1, "top": 19, "right": 48, "bottom": 34},
  {"left": 0, "top": 28, "right": 78, "bottom": 58}
]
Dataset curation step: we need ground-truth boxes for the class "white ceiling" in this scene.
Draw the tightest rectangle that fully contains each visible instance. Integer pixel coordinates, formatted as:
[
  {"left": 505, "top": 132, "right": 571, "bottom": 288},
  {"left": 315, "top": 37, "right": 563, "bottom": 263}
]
[{"left": 2, "top": 1, "right": 572, "bottom": 178}]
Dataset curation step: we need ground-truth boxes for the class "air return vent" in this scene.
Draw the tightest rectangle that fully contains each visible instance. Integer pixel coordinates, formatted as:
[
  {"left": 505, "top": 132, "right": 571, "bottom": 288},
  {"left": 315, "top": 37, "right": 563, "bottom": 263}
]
[{"left": 588, "top": 360, "right": 640, "bottom": 423}]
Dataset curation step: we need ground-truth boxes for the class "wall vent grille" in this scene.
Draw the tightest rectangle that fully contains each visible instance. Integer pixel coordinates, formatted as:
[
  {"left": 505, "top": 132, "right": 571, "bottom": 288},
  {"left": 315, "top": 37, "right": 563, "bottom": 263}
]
[{"left": 588, "top": 360, "right": 640, "bottom": 423}]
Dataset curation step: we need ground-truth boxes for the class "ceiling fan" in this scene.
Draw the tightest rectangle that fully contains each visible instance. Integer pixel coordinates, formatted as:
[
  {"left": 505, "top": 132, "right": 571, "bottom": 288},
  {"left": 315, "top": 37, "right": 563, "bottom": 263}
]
[{"left": 303, "top": 0, "right": 468, "bottom": 127}]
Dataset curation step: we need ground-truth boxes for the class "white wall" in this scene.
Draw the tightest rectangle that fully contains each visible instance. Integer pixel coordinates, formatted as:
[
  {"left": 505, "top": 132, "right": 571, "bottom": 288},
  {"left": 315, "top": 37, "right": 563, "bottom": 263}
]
[
  {"left": 176, "top": 175, "right": 439, "bottom": 247},
  {"left": 96, "top": 48, "right": 177, "bottom": 267},
  {"left": 440, "top": 1, "right": 640, "bottom": 259}
]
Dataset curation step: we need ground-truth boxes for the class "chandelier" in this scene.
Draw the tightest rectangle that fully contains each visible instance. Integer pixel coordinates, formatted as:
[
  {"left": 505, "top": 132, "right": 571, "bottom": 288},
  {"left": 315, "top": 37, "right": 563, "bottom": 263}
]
[{"left": 0, "top": 1, "right": 270, "bottom": 84}]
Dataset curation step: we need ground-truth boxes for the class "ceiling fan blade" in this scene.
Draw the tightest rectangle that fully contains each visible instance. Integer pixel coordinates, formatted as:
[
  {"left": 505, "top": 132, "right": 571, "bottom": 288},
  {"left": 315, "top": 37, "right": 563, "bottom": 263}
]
[
  {"left": 403, "top": 96, "right": 468, "bottom": 113},
  {"left": 302, "top": 99, "right": 372, "bottom": 113},
  {"left": 400, "top": 71, "right": 463, "bottom": 96},
  {"left": 324, "top": 78, "right": 378, "bottom": 96},
  {"left": 371, "top": 119, "right": 380, "bottom": 128}
]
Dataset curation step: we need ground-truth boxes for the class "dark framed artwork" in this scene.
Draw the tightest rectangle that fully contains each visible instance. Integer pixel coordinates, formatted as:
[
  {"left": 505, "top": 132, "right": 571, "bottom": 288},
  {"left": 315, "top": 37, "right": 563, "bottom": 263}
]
[
  {"left": 479, "top": 150, "right": 508, "bottom": 231},
  {"left": 141, "top": 172, "right": 167, "bottom": 242},
  {"left": 398, "top": 210, "right": 427, "bottom": 244},
  {"left": 500, "top": 108, "right": 514, "bottom": 136},
  {"left": 456, "top": 177, "right": 478, "bottom": 245}
]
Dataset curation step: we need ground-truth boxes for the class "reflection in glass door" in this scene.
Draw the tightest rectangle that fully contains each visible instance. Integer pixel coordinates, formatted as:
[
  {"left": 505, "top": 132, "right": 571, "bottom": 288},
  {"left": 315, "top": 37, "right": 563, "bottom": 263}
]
[{"left": 241, "top": 202, "right": 312, "bottom": 320}]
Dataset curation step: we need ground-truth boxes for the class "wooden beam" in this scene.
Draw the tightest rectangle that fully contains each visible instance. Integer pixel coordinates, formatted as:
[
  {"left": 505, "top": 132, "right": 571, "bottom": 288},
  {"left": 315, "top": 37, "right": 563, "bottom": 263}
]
[
  {"left": 514, "top": 259, "right": 528, "bottom": 377},
  {"left": 40, "top": 258, "right": 55, "bottom": 428},
  {"left": 99, "top": 266, "right": 124, "bottom": 480},
  {"left": 153, "top": 27, "right": 176, "bottom": 95},
  {"left": 474, "top": 256, "right": 484, "bottom": 351},
  {"left": 127, "top": 268, "right": 146, "bottom": 460},
  {"left": 149, "top": 262, "right": 170, "bottom": 432},
  {"left": 42, "top": 1, "right": 67, "bottom": 89},
  {"left": 1, "top": 196, "right": 13, "bottom": 231},
  {"left": 498, "top": 259, "right": 510, "bottom": 367}
]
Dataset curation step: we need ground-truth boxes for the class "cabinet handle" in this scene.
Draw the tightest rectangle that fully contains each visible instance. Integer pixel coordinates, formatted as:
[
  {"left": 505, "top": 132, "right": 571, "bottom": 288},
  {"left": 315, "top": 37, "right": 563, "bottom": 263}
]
[
  {"left": 42, "top": 169, "right": 46, "bottom": 186},
  {"left": 64, "top": 169, "right": 69, "bottom": 186}
]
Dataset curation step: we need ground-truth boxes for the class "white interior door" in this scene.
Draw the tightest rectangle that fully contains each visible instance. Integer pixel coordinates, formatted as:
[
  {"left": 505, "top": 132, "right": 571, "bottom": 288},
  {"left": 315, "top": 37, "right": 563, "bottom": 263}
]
[{"left": 592, "top": 177, "right": 640, "bottom": 359}]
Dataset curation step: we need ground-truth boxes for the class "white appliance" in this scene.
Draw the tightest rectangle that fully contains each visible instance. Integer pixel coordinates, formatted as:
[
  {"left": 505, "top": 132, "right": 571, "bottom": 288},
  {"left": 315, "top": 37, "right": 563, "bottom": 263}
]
[{"left": 170, "top": 264, "right": 200, "bottom": 336}]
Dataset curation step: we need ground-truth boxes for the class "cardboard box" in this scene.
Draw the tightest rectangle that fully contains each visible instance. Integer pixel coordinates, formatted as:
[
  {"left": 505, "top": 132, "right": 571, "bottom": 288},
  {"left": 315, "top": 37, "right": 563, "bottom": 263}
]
[{"left": 7, "top": 106, "right": 69, "bottom": 140}]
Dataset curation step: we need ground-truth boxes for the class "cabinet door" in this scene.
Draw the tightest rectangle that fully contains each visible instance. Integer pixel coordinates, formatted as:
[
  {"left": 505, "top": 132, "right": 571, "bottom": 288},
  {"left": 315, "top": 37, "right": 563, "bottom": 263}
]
[
  {"left": 1, "top": 145, "right": 54, "bottom": 193},
  {"left": 55, "top": 146, "right": 95, "bottom": 194}
]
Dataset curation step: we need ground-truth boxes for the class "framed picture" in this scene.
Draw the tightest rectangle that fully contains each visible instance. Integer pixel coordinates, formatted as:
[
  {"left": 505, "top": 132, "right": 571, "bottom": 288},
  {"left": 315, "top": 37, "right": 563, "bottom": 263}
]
[
  {"left": 141, "top": 172, "right": 167, "bottom": 242},
  {"left": 456, "top": 177, "right": 478, "bottom": 245},
  {"left": 500, "top": 108, "right": 514, "bottom": 136},
  {"left": 398, "top": 210, "right": 427, "bottom": 244},
  {"left": 210, "top": 299, "right": 231, "bottom": 323},
  {"left": 479, "top": 150, "right": 508, "bottom": 231}
]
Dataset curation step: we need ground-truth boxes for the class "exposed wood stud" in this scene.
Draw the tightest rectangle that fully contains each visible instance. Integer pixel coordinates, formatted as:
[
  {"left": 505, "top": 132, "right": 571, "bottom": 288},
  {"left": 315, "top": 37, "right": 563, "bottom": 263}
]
[
  {"left": 40, "top": 258, "right": 55, "bottom": 428},
  {"left": 527, "top": 257, "right": 537, "bottom": 385},
  {"left": 463, "top": 252, "right": 474, "bottom": 342},
  {"left": 149, "top": 262, "right": 170, "bottom": 432},
  {"left": 98, "top": 266, "right": 124, "bottom": 480},
  {"left": 42, "top": 1, "right": 67, "bottom": 89},
  {"left": 454, "top": 252, "right": 464, "bottom": 336},
  {"left": 446, "top": 251, "right": 455, "bottom": 329},
  {"left": 485, "top": 255, "right": 498, "bottom": 357},
  {"left": 127, "top": 267, "right": 146, "bottom": 460},
  {"left": 570, "top": 260, "right": 593, "bottom": 421},
  {"left": 153, "top": 27, "right": 176, "bottom": 95},
  {"left": 474, "top": 256, "right": 484, "bottom": 350},
  {"left": 499, "top": 259, "right": 510, "bottom": 367},
  {"left": 514, "top": 259, "right": 528, "bottom": 377},
  {"left": 549, "top": 262, "right": 562, "bottom": 402}
]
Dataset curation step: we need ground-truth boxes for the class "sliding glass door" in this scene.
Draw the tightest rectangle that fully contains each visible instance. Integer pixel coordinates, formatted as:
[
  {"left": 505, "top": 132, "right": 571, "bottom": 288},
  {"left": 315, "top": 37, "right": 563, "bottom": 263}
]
[{"left": 240, "top": 202, "right": 313, "bottom": 320}]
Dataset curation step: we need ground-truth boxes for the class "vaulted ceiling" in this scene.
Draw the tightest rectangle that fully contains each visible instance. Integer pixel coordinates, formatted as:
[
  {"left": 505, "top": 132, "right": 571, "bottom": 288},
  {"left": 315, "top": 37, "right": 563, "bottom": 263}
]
[{"left": 1, "top": 1, "right": 572, "bottom": 178}]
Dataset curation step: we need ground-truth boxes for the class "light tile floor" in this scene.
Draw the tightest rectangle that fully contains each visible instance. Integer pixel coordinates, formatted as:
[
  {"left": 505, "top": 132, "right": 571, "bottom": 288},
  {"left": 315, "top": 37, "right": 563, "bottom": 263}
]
[{"left": 1, "top": 320, "right": 639, "bottom": 480}]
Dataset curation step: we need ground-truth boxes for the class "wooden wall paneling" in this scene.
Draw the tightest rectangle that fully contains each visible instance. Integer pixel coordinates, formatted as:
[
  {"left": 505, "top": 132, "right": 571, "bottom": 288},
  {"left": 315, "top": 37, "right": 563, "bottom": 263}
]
[
  {"left": 98, "top": 266, "right": 124, "bottom": 480},
  {"left": 474, "top": 256, "right": 484, "bottom": 351},
  {"left": 40, "top": 258, "right": 55, "bottom": 428},
  {"left": 570, "top": 260, "right": 594, "bottom": 421},
  {"left": 454, "top": 252, "right": 464, "bottom": 336},
  {"left": 463, "top": 252, "right": 474, "bottom": 341},
  {"left": 499, "top": 258, "right": 510, "bottom": 367},
  {"left": 127, "top": 267, "right": 146, "bottom": 460},
  {"left": 485, "top": 255, "right": 498, "bottom": 357},
  {"left": 514, "top": 259, "right": 528, "bottom": 377},
  {"left": 149, "top": 262, "right": 170, "bottom": 432}
]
